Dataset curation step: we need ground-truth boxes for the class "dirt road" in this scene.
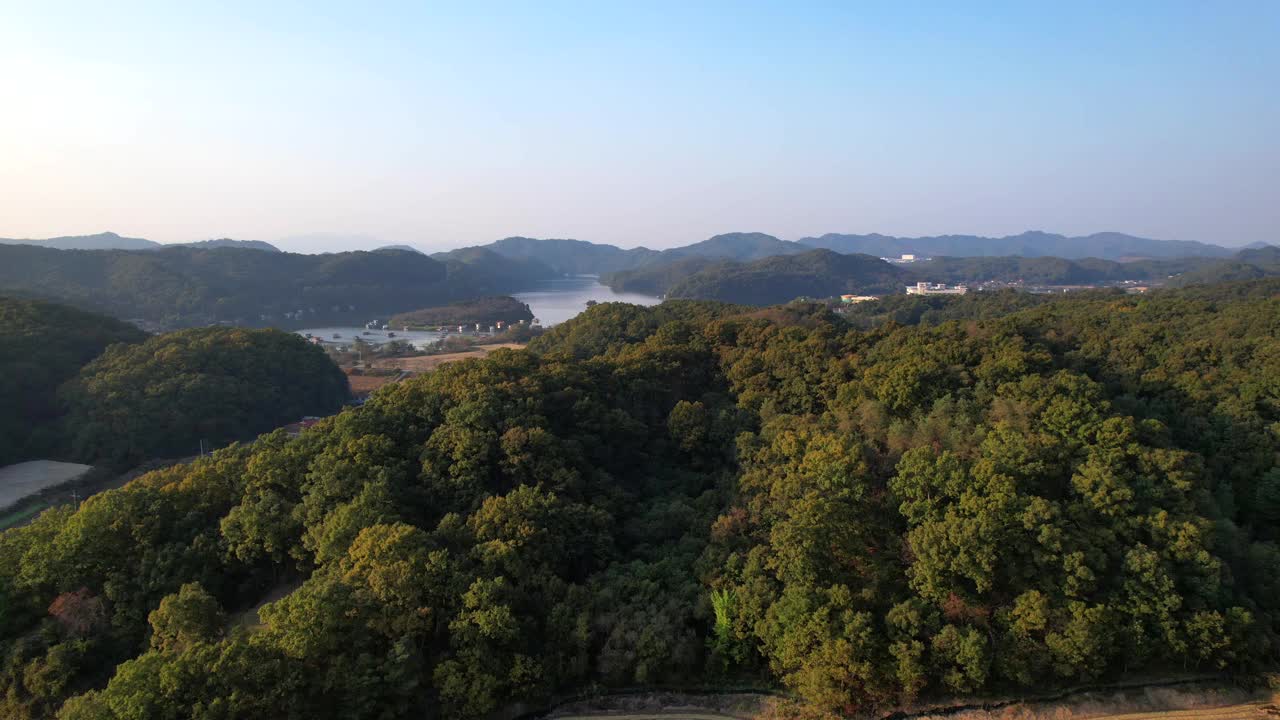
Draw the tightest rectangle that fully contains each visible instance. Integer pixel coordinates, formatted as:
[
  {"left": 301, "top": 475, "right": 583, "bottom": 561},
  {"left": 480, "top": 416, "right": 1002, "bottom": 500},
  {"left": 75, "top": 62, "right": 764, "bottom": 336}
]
[
  {"left": 0, "top": 460, "right": 92, "bottom": 509},
  {"left": 1083, "top": 703, "right": 1276, "bottom": 720}
]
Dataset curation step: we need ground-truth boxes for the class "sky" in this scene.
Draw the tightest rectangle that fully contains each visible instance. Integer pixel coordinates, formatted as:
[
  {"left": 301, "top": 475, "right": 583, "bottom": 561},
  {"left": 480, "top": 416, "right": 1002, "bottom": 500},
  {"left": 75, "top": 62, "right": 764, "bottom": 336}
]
[{"left": 1, "top": 1, "right": 1277, "bottom": 253}]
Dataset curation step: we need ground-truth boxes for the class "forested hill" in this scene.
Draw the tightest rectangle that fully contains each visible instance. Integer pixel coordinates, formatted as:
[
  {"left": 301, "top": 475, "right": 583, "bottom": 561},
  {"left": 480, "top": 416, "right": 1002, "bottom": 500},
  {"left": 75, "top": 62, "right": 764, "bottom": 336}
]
[
  {"left": 390, "top": 296, "right": 534, "bottom": 327},
  {"left": 484, "top": 236, "right": 663, "bottom": 274},
  {"left": 596, "top": 248, "right": 907, "bottom": 302},
  {"left": 481, "top": 232, "right": 804, "bottom": 275},
  {"left": 0, "top": 245, "right": 551, "bottom": 329},
  {"left": 429, "top": 246, "right": 558, "bottom": 293},
  {"left": 482, "top": 230, "right": 1244, "bottom": 276},
  {"left": 175, "top": 239, "right": 280, "bottom": 252},
  {"left": 603, "top": 246, "right": 1280, "bottom": 303},
  {"left": 1, "top": 295, "right": 349, "bottom": 469},
  {"left": 5, "top": 280, "right": 1275, "bottom": 718},
  {"left": 0, "top": 231, "right": 161, "bottom": 251},
  {"left": 0, "top": 296, "right": 147, "bottom": 465},
  {"left": 799, "top": 229, "right": 1237, "bottom": 259},
  {"left": 0, "top": 233, "right": 280, "bottom": 252}
]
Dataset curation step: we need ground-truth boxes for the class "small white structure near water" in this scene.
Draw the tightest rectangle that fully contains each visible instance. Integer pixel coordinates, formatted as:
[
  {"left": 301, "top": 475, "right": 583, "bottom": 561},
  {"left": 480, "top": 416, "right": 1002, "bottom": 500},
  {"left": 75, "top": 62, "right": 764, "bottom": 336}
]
[{"left": 906, "top": 282, "right": 968, "bottom": 295}]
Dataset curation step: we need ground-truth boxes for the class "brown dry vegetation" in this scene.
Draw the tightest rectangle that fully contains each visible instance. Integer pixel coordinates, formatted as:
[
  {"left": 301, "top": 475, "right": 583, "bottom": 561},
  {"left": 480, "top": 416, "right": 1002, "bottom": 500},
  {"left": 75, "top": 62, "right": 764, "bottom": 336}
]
[
  {"left": 366, "top": 343, "right": 526, "bottom": 372},
  {"left": 344, "top": 371, "right": 399, "bottom": 396}
]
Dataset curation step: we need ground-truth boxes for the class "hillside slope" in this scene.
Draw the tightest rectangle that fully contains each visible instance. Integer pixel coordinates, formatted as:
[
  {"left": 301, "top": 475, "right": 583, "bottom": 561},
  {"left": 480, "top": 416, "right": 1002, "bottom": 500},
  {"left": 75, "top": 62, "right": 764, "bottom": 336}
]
[
  {"left": 0, "top": 296, "right": 147, "bottom": 465},
  {"left": 0, "top": 284, "right": 1275, "bottom": 718},
  {"left": 666, "top": 249, "right": 907, "bottom": 304},
  {"left": 0, "top": 231, "right": 160, "bottom": 251},
  {"left": 800, "top": 230, "right": 1236, "bottom": 260},
  {"left": 0, "top": 245, "right": 532, "bottom": 329}
]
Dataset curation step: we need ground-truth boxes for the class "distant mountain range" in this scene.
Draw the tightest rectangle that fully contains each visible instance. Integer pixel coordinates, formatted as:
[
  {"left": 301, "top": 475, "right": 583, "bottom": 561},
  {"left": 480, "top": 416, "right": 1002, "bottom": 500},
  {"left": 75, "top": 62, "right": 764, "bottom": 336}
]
[
  {"left": 0, "top": 244, "right": 551, "bottom": 330},
  {"left": 603, "top": 245, "right": 1280, "bottom": 304},
  {"left": 3, "top": 229, "right": 1264, "bottom": 263},
  {"left": 797, "top": 230, "right": 1237, "bottom": 260},
  {"left": 1, "top": 230, "right": 1275, "bottom": 319},
  {"left": 179, "top": 238, "right": 281, "bottom": 252},
  {"left": 477, "top": 230, "right": 1258, "bottom": 276},
  {"left": 0, "top": 232, "right": 281, "bottom": 252}
]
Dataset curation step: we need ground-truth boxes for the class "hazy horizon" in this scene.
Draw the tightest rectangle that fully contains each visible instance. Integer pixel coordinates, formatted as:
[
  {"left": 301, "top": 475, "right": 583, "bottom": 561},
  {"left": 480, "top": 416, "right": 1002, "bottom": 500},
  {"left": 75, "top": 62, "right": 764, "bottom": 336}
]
[
  {"left": 0, "top": 227, "right": 1266, "bottom": 255},
  {"left": 3, "top": 2, "right": 1276, "bottom": 253}
]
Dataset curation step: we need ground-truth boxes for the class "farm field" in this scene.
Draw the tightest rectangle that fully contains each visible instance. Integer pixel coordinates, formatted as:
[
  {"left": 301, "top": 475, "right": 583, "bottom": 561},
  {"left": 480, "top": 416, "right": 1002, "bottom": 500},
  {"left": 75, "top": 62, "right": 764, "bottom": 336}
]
[{"left": 367, "top": 343, "right": 526, "bottom": 373}]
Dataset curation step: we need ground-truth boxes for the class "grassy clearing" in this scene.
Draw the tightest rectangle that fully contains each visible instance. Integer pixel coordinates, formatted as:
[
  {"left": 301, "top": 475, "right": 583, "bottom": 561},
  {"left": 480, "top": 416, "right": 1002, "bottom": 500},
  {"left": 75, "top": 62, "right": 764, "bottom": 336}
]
[{"left": 0, "top": 502, "right": 50, "bottom": 530}]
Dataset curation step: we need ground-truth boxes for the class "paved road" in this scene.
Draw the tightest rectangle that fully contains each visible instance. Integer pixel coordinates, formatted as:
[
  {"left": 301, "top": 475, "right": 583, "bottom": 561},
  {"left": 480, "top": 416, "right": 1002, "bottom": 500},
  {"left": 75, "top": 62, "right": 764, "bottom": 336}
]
[{"left": 0, "top": 460, "right": 92, "bottom": 508}]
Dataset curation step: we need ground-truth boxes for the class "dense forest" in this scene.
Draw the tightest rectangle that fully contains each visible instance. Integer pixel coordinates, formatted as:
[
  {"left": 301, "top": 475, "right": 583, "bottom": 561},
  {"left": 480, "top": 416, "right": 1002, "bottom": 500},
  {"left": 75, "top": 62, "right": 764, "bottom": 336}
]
[
  {"left": 798, "top": 230, "right": 1236, "bottom": 260},
  {"left": 484, "top": 233, "right": 804, "bottom": 276},
  {"left": 390, "top": 296, "right": 534, "bottom": 328},
  {"left": 601, "top": 246, "right": 1280, "bottom": 303},
  {"left": 0, "top": 296, "right": 350, "bottom": 470},
  {"left": 662, "top": 249, "right": 908, "bottom": 303},
  {"left": 600, "top": 256, "right": 727, "bottom": 295},
  {"left": 0, "top": 297, "right": 147, "bottom": 466},
  {"left": 0, "top": 279, "right": 1275, "bottom": 719},
  {"left": 0, "top": 245, "right": 552, "bottom": 330},
  {"left": 60, "top": 328, "right": 351, "bottom": 466},
  {"left": 482, "top": 232, "right": 1247, "bottom": 278}
]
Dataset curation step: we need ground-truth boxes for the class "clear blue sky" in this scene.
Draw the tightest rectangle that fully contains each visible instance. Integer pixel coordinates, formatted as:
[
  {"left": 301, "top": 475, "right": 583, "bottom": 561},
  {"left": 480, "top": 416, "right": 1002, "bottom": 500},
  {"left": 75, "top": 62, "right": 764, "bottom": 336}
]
[{"left": 1, "top": 1, "right": 1276, "bottom": 251}]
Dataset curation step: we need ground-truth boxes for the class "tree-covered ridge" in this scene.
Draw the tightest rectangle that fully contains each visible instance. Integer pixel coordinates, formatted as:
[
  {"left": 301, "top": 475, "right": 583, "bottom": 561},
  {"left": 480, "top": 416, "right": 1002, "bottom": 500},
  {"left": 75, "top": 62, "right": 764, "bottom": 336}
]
[
  {"left": 390, "top": 296, "right": 534, "bottom": 328},
  {"left": 60, "top": 327, "right": 351, "bottom": 466},
  {"left": 599, "top": 256, "right": 728, "bottom": 295},
  {"left": 0, "top": 282, "right": 1275, "bottom": 719},
  {"left": 601, "top": 247, "right": 1280, "bottom": 303},
  {"left": 0, "top": 296, "right": 147, "bottom": 466},
  {"left": 0, "top": 245, "right": 552, "bottom": 330},
  {"left": 664, "top": 249, "right": 908, "bottom": 304}
]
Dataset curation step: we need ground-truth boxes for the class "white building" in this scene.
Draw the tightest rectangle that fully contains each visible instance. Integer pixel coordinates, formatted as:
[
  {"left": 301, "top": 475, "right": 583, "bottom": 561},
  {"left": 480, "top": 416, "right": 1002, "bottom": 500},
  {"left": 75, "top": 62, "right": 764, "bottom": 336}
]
[
  {"left": 883, "top": 253, "right": 928, "bottom": 264},
  {"left": 906, "top": 281, "right": 968, "bottom": 296}
]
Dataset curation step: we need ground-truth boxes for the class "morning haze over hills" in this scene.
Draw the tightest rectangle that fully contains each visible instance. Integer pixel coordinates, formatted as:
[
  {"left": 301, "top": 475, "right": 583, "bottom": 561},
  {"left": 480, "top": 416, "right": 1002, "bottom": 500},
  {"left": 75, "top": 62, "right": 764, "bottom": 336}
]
[
  {"left": 3, "top": 3, "right": 1279, "bottom": 720},
  {"left": 0, "top": 227, "right": 1257, "bottom": 259},
  {"left": 2, "top": 227, "right": 1276, "bottom": 331},
  {"left": 1, "top": 228, "right": 1277, "bottom": 329}
]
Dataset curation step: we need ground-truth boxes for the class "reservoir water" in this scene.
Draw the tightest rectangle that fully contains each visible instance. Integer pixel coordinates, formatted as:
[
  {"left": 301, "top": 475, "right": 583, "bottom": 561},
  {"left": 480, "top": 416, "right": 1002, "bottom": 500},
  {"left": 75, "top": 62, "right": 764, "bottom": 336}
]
[
  {"left": 297, "top": 277, "right": 661, "bottom": 347},
  {"left": 514, "top": 276, "right": 661, "bottom": 326}
]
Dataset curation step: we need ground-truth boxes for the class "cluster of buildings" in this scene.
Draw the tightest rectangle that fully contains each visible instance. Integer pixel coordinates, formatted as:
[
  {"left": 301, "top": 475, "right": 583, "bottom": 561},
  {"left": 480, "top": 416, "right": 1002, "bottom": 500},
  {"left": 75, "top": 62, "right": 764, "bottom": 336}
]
[
  {"left": 882, "top": 253, "right": 930, "bottom": 264},
  {"left": 906, "top": 281, "right": 969, "bottom": 296}
]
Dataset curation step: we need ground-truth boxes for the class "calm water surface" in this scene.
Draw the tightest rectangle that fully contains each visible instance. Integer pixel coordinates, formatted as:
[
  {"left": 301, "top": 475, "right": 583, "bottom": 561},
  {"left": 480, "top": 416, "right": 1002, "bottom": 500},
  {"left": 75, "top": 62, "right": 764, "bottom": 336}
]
[
  {"left": 513, "top": 276, "right": 661, "bottom": 326},
  {"left": 298, "top": 277, "right": 661, "bottom": 346},
  {"left": 294, "top": 327, "right": 447, "bottom": 350}
]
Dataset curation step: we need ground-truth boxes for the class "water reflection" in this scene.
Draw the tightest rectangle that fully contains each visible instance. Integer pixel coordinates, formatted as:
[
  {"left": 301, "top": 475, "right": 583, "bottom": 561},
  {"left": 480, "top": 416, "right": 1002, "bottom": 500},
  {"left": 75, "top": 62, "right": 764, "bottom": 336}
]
[{"left": 513, "top": 276, "right": 660, "bottom": 326}]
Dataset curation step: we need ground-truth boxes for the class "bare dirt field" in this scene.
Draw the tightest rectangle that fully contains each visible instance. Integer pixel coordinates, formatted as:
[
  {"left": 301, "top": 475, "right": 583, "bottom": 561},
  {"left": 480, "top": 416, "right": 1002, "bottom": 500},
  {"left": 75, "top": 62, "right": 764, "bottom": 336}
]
[
  {"left": 367, "top": 343, "right": 526, "bottom": 373},
  {"left": 0, "top": 460, "right": 93, "bottom": 509},
  {"left": 344, "top": 371, "right": 400, "bottom": 396}
]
